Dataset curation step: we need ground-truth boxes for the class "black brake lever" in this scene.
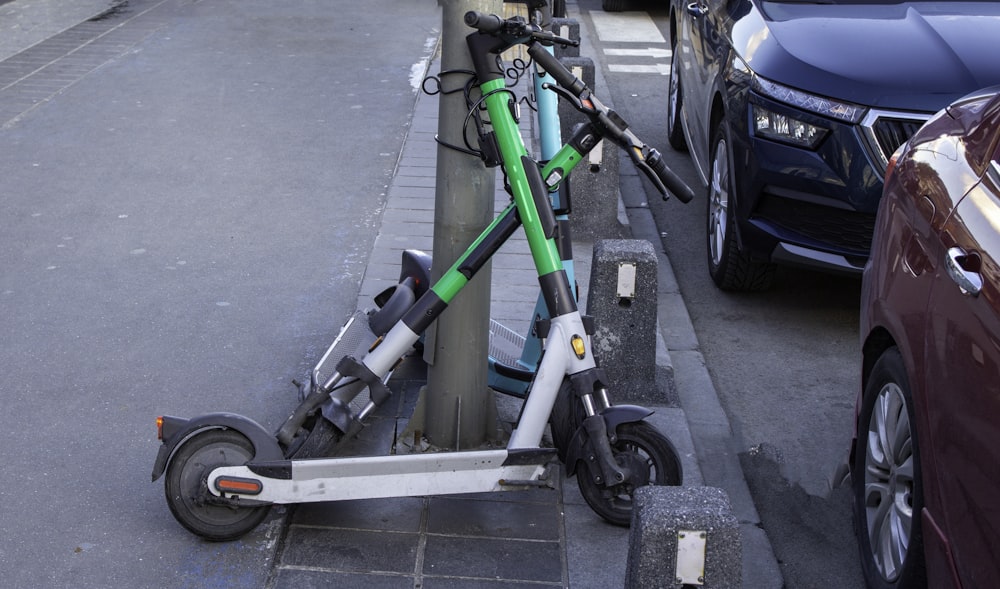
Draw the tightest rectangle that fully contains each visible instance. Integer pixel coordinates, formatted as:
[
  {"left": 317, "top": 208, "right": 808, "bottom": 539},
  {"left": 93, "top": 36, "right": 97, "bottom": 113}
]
[
  {"left": 531, "top": 30, "right": 579, "bottom": 48},
  {"left": 631, "top": 152, "right": 669, "bottom": 198},
  {"left": 540, "top": 82, "right": 599, "bottom": 118}
]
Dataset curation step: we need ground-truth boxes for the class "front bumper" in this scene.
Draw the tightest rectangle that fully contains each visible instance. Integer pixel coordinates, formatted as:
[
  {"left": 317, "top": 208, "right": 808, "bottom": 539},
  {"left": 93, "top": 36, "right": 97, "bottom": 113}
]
[{"left": 729, "top": 94, "right": 928, "bottom": 273}]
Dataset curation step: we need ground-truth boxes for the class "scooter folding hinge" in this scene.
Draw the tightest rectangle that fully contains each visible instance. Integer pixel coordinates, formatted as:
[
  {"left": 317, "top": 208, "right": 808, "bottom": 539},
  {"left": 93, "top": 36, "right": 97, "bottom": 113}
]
[
  {"left": 533, "top": 317, "right": 551, "bottom": 339},
  {"left": 335, "top": 355, "right": 392, "bottom": 407}
]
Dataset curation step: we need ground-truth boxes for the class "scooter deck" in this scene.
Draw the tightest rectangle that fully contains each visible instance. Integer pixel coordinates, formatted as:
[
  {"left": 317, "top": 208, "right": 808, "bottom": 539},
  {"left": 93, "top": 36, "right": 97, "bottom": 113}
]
[{"left": 209, "top": 447, "right": 558, "bottom": 505}]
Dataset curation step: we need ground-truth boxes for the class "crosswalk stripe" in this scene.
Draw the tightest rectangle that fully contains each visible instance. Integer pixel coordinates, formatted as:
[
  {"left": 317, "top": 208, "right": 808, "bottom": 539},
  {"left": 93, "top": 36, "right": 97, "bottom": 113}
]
[
  {"left": 604, "top": 47, "right": 671, "bottom": 58},
  {"left": 590, "top": 11, "right": 665, "bottom": 43},
  {"left": 609, "top": 63, "right": 671, "bottom": 75},
  {"left": 591, "top": 11, "right": 670, "bottom": 75}
]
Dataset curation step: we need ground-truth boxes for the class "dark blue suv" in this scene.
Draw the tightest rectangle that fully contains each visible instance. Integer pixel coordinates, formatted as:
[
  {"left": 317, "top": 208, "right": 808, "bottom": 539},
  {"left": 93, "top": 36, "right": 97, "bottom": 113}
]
[{"left": 667, "top": 0, "right": 1000, "bottom": 290}]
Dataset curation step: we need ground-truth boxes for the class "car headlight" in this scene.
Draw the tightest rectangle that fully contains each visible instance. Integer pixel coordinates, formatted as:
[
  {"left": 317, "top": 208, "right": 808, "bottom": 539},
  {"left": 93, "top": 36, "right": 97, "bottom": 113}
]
[
  {"left": 750, "top": 75, "right": 869, "bottom": 149},
  {"left": 752, "top": 75, "right": 867, "bottom": 124},
  {"left": 752, "top": 105, "right": 827, "bottom": 149}
]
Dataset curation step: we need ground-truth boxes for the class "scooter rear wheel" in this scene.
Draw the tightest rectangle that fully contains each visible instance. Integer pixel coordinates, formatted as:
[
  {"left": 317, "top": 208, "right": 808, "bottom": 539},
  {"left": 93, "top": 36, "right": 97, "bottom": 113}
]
[
  {"left": 576, "top": 421, "right": 682, "bottom": 526},
  {"left": 164, "top": 428, "right": 271, "bottom": 541}
]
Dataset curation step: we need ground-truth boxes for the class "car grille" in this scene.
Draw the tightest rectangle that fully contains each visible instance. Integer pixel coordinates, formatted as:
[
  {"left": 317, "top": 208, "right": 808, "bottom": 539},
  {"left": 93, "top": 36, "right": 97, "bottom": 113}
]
[
  {"left": 861, "top": 110, "right": 932, "bottom": 174},
  {"left": 755, "top": 194, "right": 875, "bottom": 258}
]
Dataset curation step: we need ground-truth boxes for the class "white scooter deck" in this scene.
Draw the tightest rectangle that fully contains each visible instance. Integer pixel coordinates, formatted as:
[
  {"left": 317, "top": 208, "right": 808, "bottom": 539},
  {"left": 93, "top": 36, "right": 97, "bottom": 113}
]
[{"left": 208, "top": 448, "right": 557, "bottom": 504}]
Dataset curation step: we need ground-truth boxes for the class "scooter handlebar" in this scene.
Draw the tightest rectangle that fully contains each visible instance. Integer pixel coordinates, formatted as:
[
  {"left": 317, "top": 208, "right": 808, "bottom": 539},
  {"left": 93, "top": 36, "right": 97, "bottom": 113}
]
[
  {"left": 645, "top": 148, "right": 694, "bottom": 203},
  {"left": 468, "top": 11, "right": 693, "bottom": 203},
  {"left": 465, "top": 11, "right": 579, "bottom": 47},
  {"left": 464, "top": 11, "right": 503, "bottom": 32}
]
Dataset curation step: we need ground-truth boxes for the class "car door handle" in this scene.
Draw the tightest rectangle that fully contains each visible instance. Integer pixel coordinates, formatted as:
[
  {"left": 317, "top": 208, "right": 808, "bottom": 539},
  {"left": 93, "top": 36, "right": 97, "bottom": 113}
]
[
  {"left": 686, "top": 2, "right": 708, "bottom": 17},
  {"left": 945, "top": 246, "right": 983, "bottom": 296}
]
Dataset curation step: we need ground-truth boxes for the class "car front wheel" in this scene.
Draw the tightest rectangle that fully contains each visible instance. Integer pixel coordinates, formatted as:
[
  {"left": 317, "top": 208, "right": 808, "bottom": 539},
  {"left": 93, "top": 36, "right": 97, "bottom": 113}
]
[
  {"left": 667, "top": 44, "right": 687, "bottom": 151},
  {"left": 706, "top": 123, "right": 775, "bottom": 291},
  {"left": 853, "top": 347, "right": 927, "bottom": 589}
]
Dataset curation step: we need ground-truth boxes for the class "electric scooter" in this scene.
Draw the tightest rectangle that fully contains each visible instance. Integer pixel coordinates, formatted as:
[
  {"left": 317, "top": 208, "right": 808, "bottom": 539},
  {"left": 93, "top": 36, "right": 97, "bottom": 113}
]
[
  {"left": 288, "top": 0, "right": 571, "bottom": 460},
  {"left": 151, "top": 10, "right": 694, "bottom": 542}
]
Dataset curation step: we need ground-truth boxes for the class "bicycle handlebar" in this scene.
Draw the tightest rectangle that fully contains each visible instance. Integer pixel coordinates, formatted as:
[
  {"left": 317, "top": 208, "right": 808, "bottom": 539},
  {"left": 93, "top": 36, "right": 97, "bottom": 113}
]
[{"left": 464, "top": 11, "right": 693, "bottom": 203}]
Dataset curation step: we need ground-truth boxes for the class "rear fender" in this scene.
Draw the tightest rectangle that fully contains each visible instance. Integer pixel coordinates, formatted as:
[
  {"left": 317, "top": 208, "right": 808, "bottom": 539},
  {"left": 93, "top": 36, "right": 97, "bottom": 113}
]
[{"left": 151, "top": 413, "right": 283, "bottom": 482}]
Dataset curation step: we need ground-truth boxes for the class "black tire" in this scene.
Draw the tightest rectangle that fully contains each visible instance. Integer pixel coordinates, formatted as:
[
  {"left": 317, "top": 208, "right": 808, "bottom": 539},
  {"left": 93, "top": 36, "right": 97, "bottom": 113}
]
[
  {"left": 286, "top": 411, "right": 343, "bottom": 459},
  {"left": 853, "top": 348, "right": 927, "bottom": 589},
  {"left": 602, "top": 0, "right": 625, "bottom": 12},
  {"left": 549, "top": 378, "right": 582, "bottom": 462},
  {"left": 164, "top": 429, "right": 271, "bottom": 541},
  {"left": 666, "top": 41, "right": 687, "bottom": 151},
  {"left": 706, "top": 123, "right": 775, "bottom": 291},
  {"left": 576, "top": 421, "right": 682, "bottom": 526}
]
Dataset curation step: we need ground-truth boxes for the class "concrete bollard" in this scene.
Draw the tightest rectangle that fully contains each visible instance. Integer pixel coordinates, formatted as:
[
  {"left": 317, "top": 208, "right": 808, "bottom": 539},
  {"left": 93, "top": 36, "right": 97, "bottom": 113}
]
[
  {"left": 626, "top": 486, "right": 742, "bottom": 589},
  {"left": 550, "top": 18, "right": 580, "bottom": 58},
  {"left": 557, "top": 56, "right": 595, "bottom": 146},
  {"left": 558, "top": 56, "right": 626, "bottom": 241},
  {"left": 586, "top": 239, "right": 659, "bottom": 401}
]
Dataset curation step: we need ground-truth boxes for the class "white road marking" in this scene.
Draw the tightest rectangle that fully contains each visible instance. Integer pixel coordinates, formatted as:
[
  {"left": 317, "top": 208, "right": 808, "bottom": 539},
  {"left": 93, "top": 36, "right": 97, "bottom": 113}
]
[
  {"left": 590, "top": 11, "right": 665, "bottom": 43},
  {"left": 609, "top": 63, "right": 671, "bottom": 75},
  {"left": 604, "top": 47, "right": 672, "bottom": 59},
  {"left": 590, "top": 12, "right": 670, "bottom": 74}
]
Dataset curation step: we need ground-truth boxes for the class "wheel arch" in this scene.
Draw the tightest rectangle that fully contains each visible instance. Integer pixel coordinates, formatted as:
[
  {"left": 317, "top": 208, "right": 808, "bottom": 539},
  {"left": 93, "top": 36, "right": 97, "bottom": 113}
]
[
  {"left": 851, "top": 328, "right": 897, "bottom": 469},
  {"left": 860, "top": 327, "right": 897, "bottom": 394},
  {"left": 668, "top": 7, "right": 678, "bottom": 49},
  {"left": 709, "top": 91, "right": 727, "bottom": 143}
]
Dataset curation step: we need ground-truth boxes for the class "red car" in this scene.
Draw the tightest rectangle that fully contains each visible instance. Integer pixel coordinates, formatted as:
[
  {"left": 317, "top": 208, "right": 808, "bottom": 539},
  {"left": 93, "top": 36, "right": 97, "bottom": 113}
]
[{"left": 854, "top": 86, "right": 1000, "bottom": 588}]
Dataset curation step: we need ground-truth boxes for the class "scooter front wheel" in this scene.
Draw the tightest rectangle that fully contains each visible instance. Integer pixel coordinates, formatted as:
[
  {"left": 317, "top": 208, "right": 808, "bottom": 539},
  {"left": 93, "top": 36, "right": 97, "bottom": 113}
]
[
  {"left": 577, "top": 421, "right": 681, "bottom": 526},
  {"left": 164, "top": 428, "right": 271, "bottom": 541},
  {"left": 286, "top": 412, "right": 343, "bottom": 459}
]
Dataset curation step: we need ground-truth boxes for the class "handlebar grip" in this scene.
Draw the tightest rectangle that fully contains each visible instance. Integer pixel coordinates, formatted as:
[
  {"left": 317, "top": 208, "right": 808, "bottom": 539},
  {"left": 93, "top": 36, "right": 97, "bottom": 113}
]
[
  {"left": 464, "top": 11, "right": 503, "bottom": 33},
  {"left": 647, "top": 149, "right": 694, "bottom": 203},
  {"left": 530, "top": 46, "right": 588, "bottom": 98}
]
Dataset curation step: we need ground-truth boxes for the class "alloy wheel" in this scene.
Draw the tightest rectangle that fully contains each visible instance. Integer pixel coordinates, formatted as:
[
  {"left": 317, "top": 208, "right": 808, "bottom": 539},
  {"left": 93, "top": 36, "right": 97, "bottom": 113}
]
[
  {"left": 862, "top": 382, "right": 915, "bottom": 582},
  {"left": 708, "top": 137, "right": 730, "bottom": 269}
]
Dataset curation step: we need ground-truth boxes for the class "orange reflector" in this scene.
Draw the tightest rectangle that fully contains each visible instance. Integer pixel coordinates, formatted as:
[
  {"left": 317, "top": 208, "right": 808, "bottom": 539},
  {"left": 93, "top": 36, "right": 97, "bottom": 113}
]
[
  {"left": 215, "top": 477, "right": 263, "bottom": 496},
  {"left": 571, "top": 335, "right": 586, "bottom": 359},
  {"left": 156, "top": 416, "right": 164, "bottom": 440}
]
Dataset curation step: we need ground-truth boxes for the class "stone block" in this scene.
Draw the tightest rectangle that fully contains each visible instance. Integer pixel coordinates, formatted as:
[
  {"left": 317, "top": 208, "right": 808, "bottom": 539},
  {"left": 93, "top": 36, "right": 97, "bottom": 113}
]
[
  {"left": 550, "top": 18, "right": 580, "bottom": 58},
  {"left": 586, "top": 239, "right": 658, "bottom": 401},
  {"left": 558, "top": 56, "right": 626, "bottom": 241},
  {"left": 626, "top": 486, "right": 742, "bottom": 589}
]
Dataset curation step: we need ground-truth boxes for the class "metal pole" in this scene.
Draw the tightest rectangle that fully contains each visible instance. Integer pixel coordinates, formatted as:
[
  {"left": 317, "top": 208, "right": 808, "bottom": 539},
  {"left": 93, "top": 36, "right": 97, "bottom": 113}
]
[{"left": 424, "top": 0, "right": 502, "bottom": 449}]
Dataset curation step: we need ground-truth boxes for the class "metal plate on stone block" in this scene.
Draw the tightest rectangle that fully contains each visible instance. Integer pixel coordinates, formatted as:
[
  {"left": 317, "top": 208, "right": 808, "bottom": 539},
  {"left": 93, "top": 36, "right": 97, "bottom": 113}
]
[
  {"left": 616, "top": 262, "right": 636, "bottom": 299},
  {"left": 675, "top": 529, "right": 707, "bottom": 585}
]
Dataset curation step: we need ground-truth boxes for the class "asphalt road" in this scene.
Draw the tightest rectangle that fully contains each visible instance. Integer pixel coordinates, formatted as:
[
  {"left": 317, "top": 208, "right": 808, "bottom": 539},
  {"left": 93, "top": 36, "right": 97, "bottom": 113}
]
[
  {"left": 573, "top": 0, "right": 868, "bottom": 586},
  {"left": 0, "top": 0, "right": 440, "bottom": 586}
]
